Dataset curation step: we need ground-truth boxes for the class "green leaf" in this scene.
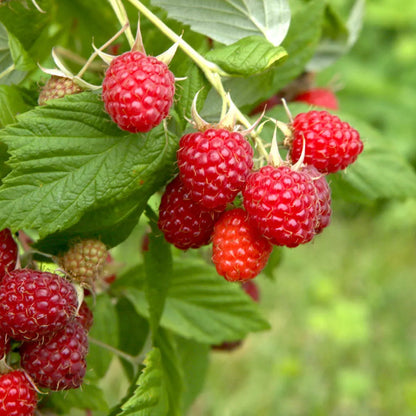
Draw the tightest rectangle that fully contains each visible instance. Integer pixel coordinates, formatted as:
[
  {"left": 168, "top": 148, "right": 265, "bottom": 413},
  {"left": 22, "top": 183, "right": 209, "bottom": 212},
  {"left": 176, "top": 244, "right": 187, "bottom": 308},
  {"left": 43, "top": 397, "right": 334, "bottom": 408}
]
[
  {"left": 87, "top": 293, "right": 119, "bottom": 378},
  {"left": 119, "top": 258, "right": 270, "bottom": 344},
  {"left": 45, "top": 374, "right": 109, "bottom": 412},
  {"left": 151, "top": 0, "right": 291, "bottom": 46},
  {"left": 155, "top": 329, "right": 184, "bottom": 416},
  {"left": 175, "top": 64, "right": 209, "bottom": 126},
  {"left": 329, "top": 112, "right": 416, "bottom": 201},
  {"left": 144, "top": 207, "right": 173, "bottom": 339},
  {"left": 0, "top": 92, "right": 178, "bottom": 238},
  {"left": 0, "top": 85, "right": 32, "bottom": 127},
  {"left": 116, "top": 297, "right": 149, "bottom": 380},
  {"left": 0, "top": 23, "right": 26, "bottom": 85},
  {"left": 307, "top": 0, "right": 365, "bottom": 71},
  {"left": 115, "top": 348, "right": 169, "bottom": 416},
  {"left": 7, "top": 30, "right": 35, "bottom": 71},
  {"left": 205, "top": 36, "right": 287, "bottom": 76},
  {"left": 0, "top": 0, "right": 53, "bottom": 51},
  {"left": 203, "top": 0, "right": 325, "bottom": 113},
  {"left": 262, "top": 246, "right": 284, "bottom": 280},
  {"left": 331, "top": 146, "right": 416, "bottom": 201},
  {"left": 176, "top": 336, "right": 209, "bottom": 413}
]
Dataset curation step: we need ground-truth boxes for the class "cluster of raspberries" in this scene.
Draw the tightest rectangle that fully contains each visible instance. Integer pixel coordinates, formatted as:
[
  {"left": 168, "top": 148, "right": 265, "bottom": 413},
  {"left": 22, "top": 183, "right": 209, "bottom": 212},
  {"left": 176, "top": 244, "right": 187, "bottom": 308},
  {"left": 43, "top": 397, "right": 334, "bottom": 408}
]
[
  {"left": 158, "top": 110, "right": 363, "bottom": 282},
  {"left": 0, "top": 231, "right": 108, "bottom": 416}
]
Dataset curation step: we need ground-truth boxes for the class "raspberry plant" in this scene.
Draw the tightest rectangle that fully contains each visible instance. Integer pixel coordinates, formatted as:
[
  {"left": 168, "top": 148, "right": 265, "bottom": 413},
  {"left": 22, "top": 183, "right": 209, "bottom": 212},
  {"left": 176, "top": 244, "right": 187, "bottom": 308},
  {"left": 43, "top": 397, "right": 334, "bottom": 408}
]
[{"left": 1, "top": 0, "right": 416, "bottom": 415}]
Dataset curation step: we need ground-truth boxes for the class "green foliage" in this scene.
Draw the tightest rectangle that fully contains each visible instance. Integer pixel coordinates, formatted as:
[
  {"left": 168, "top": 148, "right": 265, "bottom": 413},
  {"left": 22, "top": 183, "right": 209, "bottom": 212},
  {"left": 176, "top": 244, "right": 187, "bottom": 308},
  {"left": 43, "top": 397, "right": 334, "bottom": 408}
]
[
  {"left": 0, "top": 0, "right": 414, "bottom": 414},
  {"left": 151, "top": 0, "right": 291, "bottom": 46},
  {"left": 205, "top": 36, "right": 287, "bottom": 76}
]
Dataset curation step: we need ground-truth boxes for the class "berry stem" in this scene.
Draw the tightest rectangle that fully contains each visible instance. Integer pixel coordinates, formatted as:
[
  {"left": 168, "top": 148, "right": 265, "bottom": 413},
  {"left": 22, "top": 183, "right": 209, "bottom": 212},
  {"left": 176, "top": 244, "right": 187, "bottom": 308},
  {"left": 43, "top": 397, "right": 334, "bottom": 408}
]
[
  {"left": 122, "top": 0, "right": 269, "bottom": 159},
  {"left": 88, "top": 336, "right": 142, "bottom": 367},
  {"left": 77, "top": 23, "right": 130, "bottom": 78},
  {"left": 106, "top": 0, "right": 135, "bottom": 47}
]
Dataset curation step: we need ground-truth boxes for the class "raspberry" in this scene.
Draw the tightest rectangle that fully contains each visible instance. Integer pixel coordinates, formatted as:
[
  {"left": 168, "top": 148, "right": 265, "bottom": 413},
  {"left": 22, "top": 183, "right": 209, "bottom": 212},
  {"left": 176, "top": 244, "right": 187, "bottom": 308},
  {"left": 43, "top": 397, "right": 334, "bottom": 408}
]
[
  {"left": 102, "top": 51, "right": 175, "bottom": 133},
  {"left": 0, "top": 269, "right": 78, "bottom": 341},
  {"left": 20, "top": 320, "right": 88, "bottom": 391},
  {"left": 290, "top": 110, "right": 363, "bottom": 173},
  {"left": 0, "top": 370, "right": 37, "bottom": 416},
  {"left": 0, "top": 228, "right": 18, "bottom": 280},
  {"left": 76, "top": 301, "right": 93, "bottom": 332},
  {"left": 59, "top": 239, "right": 108, "bottom": 285},
  {"left": 241, "top": 280, "right": 260, "bottom": 302},
  {"left": 304, "top": 166, "right": 332, "bottom": 233},
  {"left": 243, "top": 165, "right": 318, "bottom": 248},
  {"left": 158, "top": 176, "right": 222, "bottom": 250},
  {"left": 38, "top": 76, "right": 83, "bottom": 106},
  {"left": 177, "top": 128, "right": 254, "bottom": 210},
  {"left": 293, "top": 88, "right": 339, "bottom": 110},
  {"left": 212, "top": 208, "right": 272, "bottom": 282}
]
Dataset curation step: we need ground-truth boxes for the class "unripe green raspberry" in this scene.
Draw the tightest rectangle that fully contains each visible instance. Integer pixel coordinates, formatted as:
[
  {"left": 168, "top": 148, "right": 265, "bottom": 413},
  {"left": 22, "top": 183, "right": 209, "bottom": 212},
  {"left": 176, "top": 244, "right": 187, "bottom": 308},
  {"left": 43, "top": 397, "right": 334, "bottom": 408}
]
[
  {"left": 59, "top": 239, "right": 108, "bottom": 285},
  {"left": 38, "top": 76, "right": 83, "bottom": 106}
]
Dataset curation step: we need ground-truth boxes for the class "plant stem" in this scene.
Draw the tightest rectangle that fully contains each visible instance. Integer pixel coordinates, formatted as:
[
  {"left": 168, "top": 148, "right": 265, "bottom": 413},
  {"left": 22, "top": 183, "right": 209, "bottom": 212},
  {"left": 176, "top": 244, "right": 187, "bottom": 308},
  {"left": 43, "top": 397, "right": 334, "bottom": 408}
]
[
  {"left": 88, "top": 336, "right": 140, "bottom": 366},
  {"left": 107, "top": 0, "right": 135, "bottom": 47}
]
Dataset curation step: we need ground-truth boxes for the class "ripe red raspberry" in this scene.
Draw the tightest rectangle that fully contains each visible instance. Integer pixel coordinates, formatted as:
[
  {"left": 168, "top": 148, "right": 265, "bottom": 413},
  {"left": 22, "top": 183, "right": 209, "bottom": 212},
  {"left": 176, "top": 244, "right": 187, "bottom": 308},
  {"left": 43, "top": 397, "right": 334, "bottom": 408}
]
[
  {"left": 177, "top": 128, "right": 254, "bottom": 210},
  {"left": 304, "top": 166, "right": 332, "bottom": 233},
  {"left": 0, "top": 269, "right": 78, "bottom": 341},
  {"left": 212, "top": 208, "right": 272, "bottom": 282},
  {"left": 158, "top": 176, "right": 222, "bottom": 249},
  {"left": 59, "top": 239, "right": 108, "bottom": 285},
  {"left": 76, "top": 301, "right": 93, "bottom": 332},
  {"left": 102, "top": 51, "right": 175, "bottom": 133},
  {"left": 0, "top": 370, "right": 37, "bottom": 416},
  {"left": 0, "top": 228, "right": 18, "bottom": 280},
  {"left": 290, "top": 110, "right": 363, "bottom": 173},
  {"left": 20, "top": 320, "right": 88, "bottom": 391},
  {"left": 293, "top": 88, "right": 339, "bottom": 110},
  {"left": 243, "top": 165, "right": 318, "bottom": 248},
  {"left": 38, "top": 76, "right": 83, "bottom": 106}
]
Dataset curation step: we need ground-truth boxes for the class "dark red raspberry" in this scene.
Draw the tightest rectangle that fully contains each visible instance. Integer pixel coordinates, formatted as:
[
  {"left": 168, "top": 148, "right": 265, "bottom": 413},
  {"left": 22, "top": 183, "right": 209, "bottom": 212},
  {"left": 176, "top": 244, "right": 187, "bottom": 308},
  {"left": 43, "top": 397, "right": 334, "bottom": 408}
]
[
  {"left": 293, "top": 88, "right": 339, "bottom": 110},
  {"left": 304, "top": 166, "right": 332, "bottom": 233},
  {"left": 243, "top": 165, "right": 318, "bottom": 248},
  {"left": 38, "top": 76, "right": 83, "bottom": 106},
  {"left": 0, "top": 332, "right": 9, "bottom": 359},
  {"left": 0, "top": 228, "right": 18, "bottom": 280},
  {"left": 102, "top": 51, "right": 175, "bottom": 133},
  {"left": 158, "top": 176, "right": 222, "bottom": 250},
  {"left": 0, "top": 270, "right": 78, "bottom": 341},
  {"left": 0, "top": 370, "right": 37, "bottom": 416},
  {"left": 20, "top": 320, "right": 88, "bottom": 391},
  {"left": 290, "top": 110, "right": 363, "bottom": 173},
  {"left": 212, "top": 208, "right": 272, "bottom": 282},
  {"left": 76, "top": 301, "right": 93, "bottom": 332},
  {"left": 177, "top": 128, "right": 254, "bottom": 210},
  {"left": 241, "top": 280, "right": 260, "bottom": 302}
]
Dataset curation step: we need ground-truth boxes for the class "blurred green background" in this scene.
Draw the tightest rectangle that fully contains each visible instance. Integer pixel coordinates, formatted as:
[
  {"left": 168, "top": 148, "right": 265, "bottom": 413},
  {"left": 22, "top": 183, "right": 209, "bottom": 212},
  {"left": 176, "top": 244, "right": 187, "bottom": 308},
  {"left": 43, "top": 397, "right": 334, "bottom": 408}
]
[{"left": 189, "top": 1, "right": 416, "bottom": 415}]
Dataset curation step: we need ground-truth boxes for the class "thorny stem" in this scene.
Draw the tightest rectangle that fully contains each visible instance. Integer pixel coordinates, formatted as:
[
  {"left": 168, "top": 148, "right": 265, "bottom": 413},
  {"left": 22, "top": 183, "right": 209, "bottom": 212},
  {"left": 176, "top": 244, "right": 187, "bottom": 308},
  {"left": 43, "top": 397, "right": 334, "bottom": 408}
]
[
  {"left": 88, "top": 337, "right": 141, "bottom": 366},
  {"left": 54, "top": 47, "right": 104, "bottom": 72},
  {"left": 77, "top": 23, "right": 129, "bottom": 78},
  {"left": 88, "top": 332, "right": 152, "bottom": 369},
  {"left": 0, "top": 64, "right": 15, "bottom": 81},
  {"left": 106, "top": 0, "right": 135, "bottom": 47},
  {"left": 123, "top": 0, "right": 269, "bottom": 159}
]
